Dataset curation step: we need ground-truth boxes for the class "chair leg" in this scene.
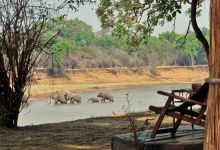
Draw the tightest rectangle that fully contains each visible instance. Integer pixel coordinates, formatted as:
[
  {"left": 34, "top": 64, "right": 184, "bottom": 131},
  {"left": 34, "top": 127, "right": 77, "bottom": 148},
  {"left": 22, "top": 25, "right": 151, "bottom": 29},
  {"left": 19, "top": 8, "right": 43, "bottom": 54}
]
[
  {"left": 171, "top": 118, "right": 182, "bottom": 137},
  {"left": 151, "top": 110, "right": 167, "bottom": 138},
  {"left": 195, "top": 106, "right": 206, "bottom": 124},
  {"left": 170, "top": 109, "right": 186, "bottom": 137},
  {"left": 151, "top": 97, "right": 173, "bottom": 138}
]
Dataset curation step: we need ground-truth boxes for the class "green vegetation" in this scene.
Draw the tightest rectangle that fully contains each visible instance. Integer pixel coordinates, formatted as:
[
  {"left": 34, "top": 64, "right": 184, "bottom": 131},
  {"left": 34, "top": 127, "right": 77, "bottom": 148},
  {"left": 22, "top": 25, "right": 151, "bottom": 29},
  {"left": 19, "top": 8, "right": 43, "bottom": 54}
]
[
  {"left": 0, "top": 0, "right": 96, "bottom": 128},
  {"left": 42, "top": 18, "right": 209, "bottom": 73},
  {"left": 96, "top": 0, "right": 209, "bottom": 56}
]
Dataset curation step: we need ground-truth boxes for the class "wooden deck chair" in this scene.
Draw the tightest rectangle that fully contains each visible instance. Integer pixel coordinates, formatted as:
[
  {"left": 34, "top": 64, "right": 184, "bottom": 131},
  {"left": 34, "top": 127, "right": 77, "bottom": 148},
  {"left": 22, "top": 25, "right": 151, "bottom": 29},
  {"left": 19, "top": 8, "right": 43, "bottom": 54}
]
[{"left": 149, "top": 83, "right": 209, "bottom": 138}]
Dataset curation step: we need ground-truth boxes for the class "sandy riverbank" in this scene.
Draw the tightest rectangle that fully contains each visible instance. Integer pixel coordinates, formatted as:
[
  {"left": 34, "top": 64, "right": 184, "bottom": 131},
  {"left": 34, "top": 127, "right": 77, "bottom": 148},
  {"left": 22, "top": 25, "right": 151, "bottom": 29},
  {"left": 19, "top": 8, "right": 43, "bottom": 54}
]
[{"left": 30, "top": 66, "right": 208, "bottom": 99}]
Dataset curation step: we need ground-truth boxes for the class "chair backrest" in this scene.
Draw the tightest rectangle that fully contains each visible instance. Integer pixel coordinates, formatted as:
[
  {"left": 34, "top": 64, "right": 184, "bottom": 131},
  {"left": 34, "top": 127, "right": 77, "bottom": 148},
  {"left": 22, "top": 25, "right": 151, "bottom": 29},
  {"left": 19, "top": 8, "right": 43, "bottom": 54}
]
[{"left": 190, "top": 83, "right": 209, "bottom": 103}]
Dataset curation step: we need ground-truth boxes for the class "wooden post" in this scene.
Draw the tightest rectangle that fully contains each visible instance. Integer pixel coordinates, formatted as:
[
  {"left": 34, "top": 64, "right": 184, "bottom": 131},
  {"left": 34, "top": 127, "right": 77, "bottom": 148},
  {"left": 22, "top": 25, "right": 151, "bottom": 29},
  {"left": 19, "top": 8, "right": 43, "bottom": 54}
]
[{"left": 204, "top": 1, "right": 220, "bottom": 150}]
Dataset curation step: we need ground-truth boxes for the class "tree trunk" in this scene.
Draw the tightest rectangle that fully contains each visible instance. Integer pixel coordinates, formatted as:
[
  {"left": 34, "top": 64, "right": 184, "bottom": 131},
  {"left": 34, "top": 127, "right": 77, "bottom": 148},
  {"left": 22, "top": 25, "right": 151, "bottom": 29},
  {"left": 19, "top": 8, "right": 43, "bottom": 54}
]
[
  {"left": 0, "top": 97, "right": 20, "bottom": 128},
  {"left": 191, "top": 0, "right": 209, "bottom": 57},
  {"left": 190, "top": 54, "right": 194, "bottom": 66},
  {"left": 204, "top": 1, "right": 220, "bottom": 149},
  {"left": 0, "top": 103, "right": 19, "bottom": 128},
  {"left": 0, "top": 91, "right": 22, "bottom": 128}
]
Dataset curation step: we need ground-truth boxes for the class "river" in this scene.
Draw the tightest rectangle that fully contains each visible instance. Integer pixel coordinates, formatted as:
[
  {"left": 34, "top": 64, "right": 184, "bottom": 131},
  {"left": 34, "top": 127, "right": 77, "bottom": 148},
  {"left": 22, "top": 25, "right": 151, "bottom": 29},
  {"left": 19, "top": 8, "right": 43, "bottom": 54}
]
[{"left": 18, "top": 83, "right": 192, "bottom": 126}]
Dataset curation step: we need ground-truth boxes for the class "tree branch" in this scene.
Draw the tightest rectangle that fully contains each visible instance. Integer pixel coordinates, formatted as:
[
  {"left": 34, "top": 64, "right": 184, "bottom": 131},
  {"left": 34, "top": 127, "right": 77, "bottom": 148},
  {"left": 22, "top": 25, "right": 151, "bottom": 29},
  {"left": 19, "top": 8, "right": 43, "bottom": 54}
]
[{"left": 191, "top": 0, "right": 209, "bottom": 58}]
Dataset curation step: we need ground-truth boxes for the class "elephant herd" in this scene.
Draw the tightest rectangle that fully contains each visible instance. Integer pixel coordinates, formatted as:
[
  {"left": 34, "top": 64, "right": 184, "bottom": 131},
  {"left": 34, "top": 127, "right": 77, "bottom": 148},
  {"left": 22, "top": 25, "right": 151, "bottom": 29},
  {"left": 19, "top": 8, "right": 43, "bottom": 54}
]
[{"left": 48, "top": 91, "right": 114, "bottom": 105}]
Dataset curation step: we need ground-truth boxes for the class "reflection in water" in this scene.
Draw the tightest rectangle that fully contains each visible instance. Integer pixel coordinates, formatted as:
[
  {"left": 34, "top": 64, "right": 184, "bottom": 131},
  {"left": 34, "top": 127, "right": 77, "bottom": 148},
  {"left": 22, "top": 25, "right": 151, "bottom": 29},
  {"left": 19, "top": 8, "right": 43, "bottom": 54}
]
[{"left": 18, "top": 83, "right": 191, "bottom": 126}]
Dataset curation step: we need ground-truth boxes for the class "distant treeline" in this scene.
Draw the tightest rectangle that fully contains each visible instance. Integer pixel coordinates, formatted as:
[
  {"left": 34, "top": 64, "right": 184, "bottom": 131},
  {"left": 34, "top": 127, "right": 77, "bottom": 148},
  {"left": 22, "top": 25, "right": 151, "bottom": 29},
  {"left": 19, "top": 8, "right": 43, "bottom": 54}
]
[{"left": 40, "top": 18, "right": 209, "bottom": 76}]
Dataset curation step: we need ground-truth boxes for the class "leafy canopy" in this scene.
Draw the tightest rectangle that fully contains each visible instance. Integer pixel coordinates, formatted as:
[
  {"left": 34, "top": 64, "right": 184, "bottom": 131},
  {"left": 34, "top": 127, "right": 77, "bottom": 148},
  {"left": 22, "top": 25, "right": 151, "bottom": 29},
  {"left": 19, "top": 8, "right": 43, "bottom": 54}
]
[{"left": 96, "top": 0, "right": 205, "bottom": 46}]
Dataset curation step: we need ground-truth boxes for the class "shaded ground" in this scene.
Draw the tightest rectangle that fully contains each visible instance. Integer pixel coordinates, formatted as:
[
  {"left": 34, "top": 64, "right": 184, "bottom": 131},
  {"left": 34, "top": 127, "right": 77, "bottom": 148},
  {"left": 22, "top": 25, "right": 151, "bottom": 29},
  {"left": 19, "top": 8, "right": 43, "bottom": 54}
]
[{"left": 0, "top": 113, "right": 175, "bottom": 150}]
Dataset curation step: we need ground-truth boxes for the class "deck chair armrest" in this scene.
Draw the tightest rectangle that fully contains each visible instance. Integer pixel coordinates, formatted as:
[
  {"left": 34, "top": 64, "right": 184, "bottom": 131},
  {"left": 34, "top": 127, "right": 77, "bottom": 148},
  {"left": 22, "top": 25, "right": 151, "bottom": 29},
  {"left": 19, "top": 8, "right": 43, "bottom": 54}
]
[
  {"left": 157, "top": 91, "right": 207, "bottom": 106},
  {"left": 171, "top": 89, "right": 192, "bottom": 93}
]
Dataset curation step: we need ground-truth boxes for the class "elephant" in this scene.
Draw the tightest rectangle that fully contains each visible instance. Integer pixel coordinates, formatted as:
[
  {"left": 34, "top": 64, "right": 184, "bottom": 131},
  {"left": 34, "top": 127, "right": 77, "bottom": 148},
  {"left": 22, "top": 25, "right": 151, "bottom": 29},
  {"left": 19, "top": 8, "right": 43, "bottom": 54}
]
[
  {"left": 97, "top": 92, "right": 114, "bottom": 102},
  {"left": 49, "top": 91, "right": 67, "bottom": 104},
  {"left": 64, "top": 92, "right": 81, "bottom": 104},
  {"left": 87, "top": 97, "right": 100, "bottom": 103}
]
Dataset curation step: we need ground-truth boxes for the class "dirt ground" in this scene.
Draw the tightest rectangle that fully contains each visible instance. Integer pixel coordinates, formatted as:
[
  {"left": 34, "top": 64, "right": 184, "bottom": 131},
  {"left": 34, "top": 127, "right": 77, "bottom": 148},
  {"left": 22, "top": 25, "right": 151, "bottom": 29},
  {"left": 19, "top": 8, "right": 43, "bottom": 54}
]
[{"left": 0, "top": 113, "right": 176, "bottom": 150}]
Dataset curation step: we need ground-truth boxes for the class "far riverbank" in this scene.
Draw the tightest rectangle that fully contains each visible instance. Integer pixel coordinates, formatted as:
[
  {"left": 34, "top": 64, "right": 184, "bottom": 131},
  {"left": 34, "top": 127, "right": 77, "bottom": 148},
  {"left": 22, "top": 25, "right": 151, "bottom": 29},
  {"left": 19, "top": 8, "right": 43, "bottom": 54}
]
[{"left": 30, "top": 66, "right": 208, "bottom": 100}]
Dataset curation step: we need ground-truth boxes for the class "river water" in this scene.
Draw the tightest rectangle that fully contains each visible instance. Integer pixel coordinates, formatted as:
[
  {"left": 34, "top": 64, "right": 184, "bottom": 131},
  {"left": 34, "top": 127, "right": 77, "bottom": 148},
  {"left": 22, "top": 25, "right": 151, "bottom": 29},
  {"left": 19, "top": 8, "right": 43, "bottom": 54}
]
[{"left": 18, "top": 83, "right": 192, "bottom": 126}]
